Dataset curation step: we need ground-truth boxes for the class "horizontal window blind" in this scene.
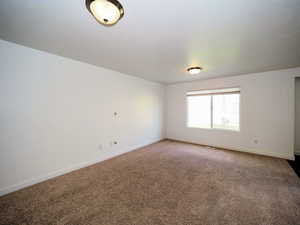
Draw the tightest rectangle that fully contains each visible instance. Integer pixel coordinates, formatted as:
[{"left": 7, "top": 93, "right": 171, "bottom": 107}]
[{"left": 187, "top": 87, "right": 240, "bottom": 97}]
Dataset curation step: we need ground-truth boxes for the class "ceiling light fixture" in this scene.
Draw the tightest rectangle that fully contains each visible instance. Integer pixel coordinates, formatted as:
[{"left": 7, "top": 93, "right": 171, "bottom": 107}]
[
  {"left": 86, "top": 0, "right": 124, "bottom": 26},
  {"left": 187, "top": 66, "right": 202, "bottom": 75}
]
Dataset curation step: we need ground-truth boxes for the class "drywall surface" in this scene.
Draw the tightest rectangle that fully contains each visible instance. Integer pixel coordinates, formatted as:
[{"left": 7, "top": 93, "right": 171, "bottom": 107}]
[
  {"left": 295, "top": 78, "right": 300, "bottom": 155},
  {"left": 0, "top": 40, "right": 165, "bottom": 195},
  {"left": 166, "top": 68, "right": 300, "bottom": 160}
]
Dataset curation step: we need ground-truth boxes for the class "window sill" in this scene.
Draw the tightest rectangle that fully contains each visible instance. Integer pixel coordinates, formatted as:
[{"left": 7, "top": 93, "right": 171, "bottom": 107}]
[{"left": 186, "top": 126, "right": 240, "bottom": 132}]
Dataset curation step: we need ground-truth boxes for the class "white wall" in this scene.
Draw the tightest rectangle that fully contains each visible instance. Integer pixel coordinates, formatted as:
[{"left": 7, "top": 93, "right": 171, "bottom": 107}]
[
  {"left": 295, "top": 78, "right": 300, "bottom": 155},
  {"left": 166, "top": 68, "right": 300, "bottom": 160},
  {"left": 0, "top": 40, "right": 165, "bottom": 196}
]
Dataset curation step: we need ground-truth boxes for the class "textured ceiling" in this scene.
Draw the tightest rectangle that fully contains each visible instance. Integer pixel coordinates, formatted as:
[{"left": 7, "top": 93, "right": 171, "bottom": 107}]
[{"left": 0, "top": 0, "right": 300, "bottom": 84}]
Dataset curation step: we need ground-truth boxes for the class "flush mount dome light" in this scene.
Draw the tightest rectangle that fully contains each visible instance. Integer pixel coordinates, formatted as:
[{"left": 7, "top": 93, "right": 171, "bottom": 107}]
[
  {"left": 187, "top": 66, "right": 202, "bottom": 75},
  {"left": 86, "top": 0, "right": 124, "bottom": 26}
]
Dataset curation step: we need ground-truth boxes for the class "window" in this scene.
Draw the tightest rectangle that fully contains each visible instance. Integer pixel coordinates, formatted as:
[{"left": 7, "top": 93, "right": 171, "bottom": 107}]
[{"left": 187, "top": 88, "right": 240, "bottom": 131}]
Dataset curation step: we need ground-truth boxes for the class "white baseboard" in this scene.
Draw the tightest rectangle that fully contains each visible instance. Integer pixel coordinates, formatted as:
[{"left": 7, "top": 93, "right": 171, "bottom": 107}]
[
  {"left": 167, "top": 138, "right": 294, "bottom": 160},
  {"left": 0, "top": 139, "right": 164, "bottom": 197}
]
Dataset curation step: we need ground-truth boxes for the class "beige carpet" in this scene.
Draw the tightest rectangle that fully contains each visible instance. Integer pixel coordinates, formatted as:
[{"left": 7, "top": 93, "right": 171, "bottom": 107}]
[{"left": 1, "top": 140, "right": 300, "bottom": 225}]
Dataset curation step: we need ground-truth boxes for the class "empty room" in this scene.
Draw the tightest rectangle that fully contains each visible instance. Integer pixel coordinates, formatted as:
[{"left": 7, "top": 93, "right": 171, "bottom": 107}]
[{"left": 0, "top": 0, "right": 300, "bottom": 224}]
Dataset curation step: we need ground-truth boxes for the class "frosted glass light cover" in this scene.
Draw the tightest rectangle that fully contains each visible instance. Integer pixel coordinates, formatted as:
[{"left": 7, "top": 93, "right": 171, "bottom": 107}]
[
  {"left": 88, "top": 0, "right": 123, "bottom": 25},
  {"left": 187, "top": 67, "right": 202, "bottom": 75}
]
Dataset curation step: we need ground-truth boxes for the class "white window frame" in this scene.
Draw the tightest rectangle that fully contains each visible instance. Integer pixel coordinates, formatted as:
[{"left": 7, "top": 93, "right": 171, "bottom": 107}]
[{"left": 186, "top": 87, "right": 241, "bottom": 132}]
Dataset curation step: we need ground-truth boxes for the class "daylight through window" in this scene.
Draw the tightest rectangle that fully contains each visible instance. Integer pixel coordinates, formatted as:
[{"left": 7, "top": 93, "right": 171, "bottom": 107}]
[{"left": 187, "top": 88, "right": 240, "bottom": 131}]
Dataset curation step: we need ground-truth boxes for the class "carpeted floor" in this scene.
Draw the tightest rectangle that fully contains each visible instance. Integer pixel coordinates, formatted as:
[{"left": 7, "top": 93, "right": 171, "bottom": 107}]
[{"left": 1, "top": 140, "right": 300, "bottom": 225}]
